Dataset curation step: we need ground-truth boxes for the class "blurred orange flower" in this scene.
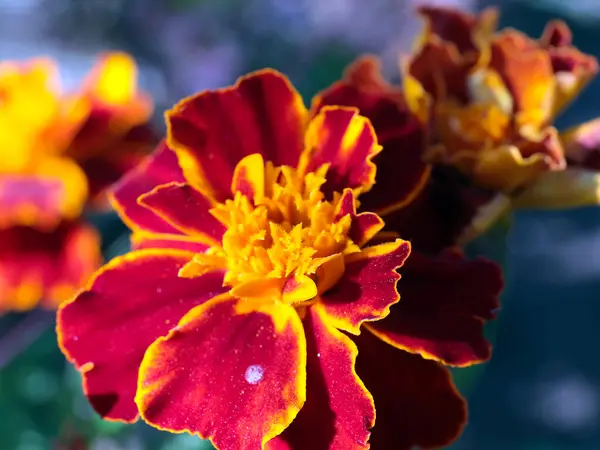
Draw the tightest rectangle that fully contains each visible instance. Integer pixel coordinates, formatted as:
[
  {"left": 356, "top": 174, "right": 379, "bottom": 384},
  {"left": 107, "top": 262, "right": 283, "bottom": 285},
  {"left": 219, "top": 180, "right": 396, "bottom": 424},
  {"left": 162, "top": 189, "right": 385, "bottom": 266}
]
[
  {"left": 405, "top": 6, "right": 598, "bottom": 194},
  {"left": 0, "top": 52, "right": 156, "bottom": 311}
]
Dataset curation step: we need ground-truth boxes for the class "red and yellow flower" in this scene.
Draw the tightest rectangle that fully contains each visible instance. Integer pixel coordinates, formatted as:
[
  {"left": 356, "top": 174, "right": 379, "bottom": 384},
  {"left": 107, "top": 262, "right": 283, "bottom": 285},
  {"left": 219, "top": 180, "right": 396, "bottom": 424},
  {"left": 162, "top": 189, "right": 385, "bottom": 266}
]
[
  {"left": 405, "top": 6, "right": 598, "bottom": 194},
  {"left": 0, "top": 53, "right": 155, "bottom": 311},
  {"left": 58, "top": 69, "right": 502, "bottom": 450}
]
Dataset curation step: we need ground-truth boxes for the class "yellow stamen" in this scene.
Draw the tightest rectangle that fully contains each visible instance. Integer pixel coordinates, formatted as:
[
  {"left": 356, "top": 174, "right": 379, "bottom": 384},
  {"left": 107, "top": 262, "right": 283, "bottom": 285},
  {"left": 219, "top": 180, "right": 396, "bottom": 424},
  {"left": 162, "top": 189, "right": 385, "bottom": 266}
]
[{"left": 179, "top": 154, "right": 360, "bottom": 306}]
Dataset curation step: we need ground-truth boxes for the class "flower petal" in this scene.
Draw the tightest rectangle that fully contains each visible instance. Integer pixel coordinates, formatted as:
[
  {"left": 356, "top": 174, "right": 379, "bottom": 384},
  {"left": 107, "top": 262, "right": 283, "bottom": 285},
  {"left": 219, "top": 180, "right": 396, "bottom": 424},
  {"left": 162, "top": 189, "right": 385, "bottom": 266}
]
[
  {"left": 0, "top": 176, "right": 72, "bottom": 230},
  {"left": 138, "top": 182, "right": 225, "bottom": 244},
  {"left": 110, "top": 142, "right": 185, "bottom": 234},
  {"left": 57, "top": 249, "right": 226, "bottom": 422},
  {"left": 429, "top": 126, "right": 566, "bottom": 193},
  {"left": 513, "top": 168, "right": 600, "bottom": 209},
  {"left": 0, "top": 221, "right": 101, "bottom": 312},
  {"left": 408, "top": 37, "right": 473, "bottom": 102},
  {"left": 560, "top": 117, "right": 600, "bottom": 170},
  {"left": 267, "top": 305, "right": 374, "bottom": 450},
  {"left": 334, "top": 189, "right": 383, "bottom": 247},
  {"left": 313, "top": 56, "right": 430, "bottom": 214},
  {"left": 77, "top": 123, "right": 158, "bottom": 204},
  {"left": 166, "top": 69, "right": 307, "bottom": 202},
  {"left": 130, "top": 231, "right": 210, "bottom": 253},
  {"left": 136, "top": 296, "right": 306, "bottom": 450},
  {"left": 354, "top": 330, "right": 467, "bottom": 450},
  {"left": 368, "top": 249, "right": 502, "bottom": 367},
  {"left": 301, "top": 106, "right": 381, "bottom": 198},
  {"left": 231, "top": 153, "right": 266, "bottom": 200},
  {"left": 490, "top": 30, "right": 555, "bottom": 127},
  {"left": 539, "top": 21, "right": 599, "bottom": 116},
  {"left": 382, "top": 166, "right": 494, "bottom": 255},
  {"left": 417, "top": 5, "right": 497, "bottom": 54},
  {"left": 320, "top": 239, "right": 411, "bottom": 335},
  {"left": 0, "top": 155, "right": 88, "bottom": 230}
]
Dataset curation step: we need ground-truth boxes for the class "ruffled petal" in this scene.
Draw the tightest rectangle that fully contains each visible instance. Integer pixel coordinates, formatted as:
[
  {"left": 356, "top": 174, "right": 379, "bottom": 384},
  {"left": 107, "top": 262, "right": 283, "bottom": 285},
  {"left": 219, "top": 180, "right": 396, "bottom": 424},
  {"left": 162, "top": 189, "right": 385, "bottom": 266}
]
[
  {"left": 354, "top": 330, "right": 467, "bottom": 450},
  {"left": 408, "top": 37, "right": 474, "bottom": 102},
  {"left": 313, "top": 56, "right": 430, "bottom": 214},
  {"left": 138, "top": 182, "right": 225, "bottom": 244},
  {"left": 301, "top": 106, "right": 381, "bottom": 198},
  {"left": 320, "top": 239, "right": 410, "bottom": 334},
  {"left": 417, "top": 5, "right": 497, "bottom": 54},
  {"left": 166, "top": 69, "right": 307, "bottom": 202},
  {"left": 334, "top": 189, "right": 383, "bottom": 247},
  {"left": 57, "top": 250, "right": 226, "bottom": 422},
  {"left": 110, "top": 142, "right": 185, "bottom": 234},
  {"left": 539, "top": 21, "right": 599, "bottom": 116},
  {"left": 490, "top": 30, "right": 555, "bottom": 127},
  {"left": 0, "top": 221, "right": 101, "bottom": 311},
  {"left": 267, "top": 305, "right": 374, "bottom": 450},
  {"left": 368, "top": 249, "right": 502, "bottom": 367},
  {"left": 136, "top": 296, "right": 306, "bottom": 450},
  {"left": 428, "top": 126, "right": 566, "bottom": 192}
]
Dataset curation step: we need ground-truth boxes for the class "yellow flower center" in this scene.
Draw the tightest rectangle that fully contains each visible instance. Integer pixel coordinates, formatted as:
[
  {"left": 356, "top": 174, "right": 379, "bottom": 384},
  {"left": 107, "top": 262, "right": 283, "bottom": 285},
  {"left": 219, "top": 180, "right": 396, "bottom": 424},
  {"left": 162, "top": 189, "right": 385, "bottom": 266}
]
[{"left": 180, "top": 158, "right": 360, "bottom": 305}]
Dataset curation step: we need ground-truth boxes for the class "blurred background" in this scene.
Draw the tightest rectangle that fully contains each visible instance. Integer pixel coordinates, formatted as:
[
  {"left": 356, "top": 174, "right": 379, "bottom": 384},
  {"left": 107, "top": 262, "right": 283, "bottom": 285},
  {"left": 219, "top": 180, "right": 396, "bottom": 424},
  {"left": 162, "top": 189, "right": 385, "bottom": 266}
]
[{"left": 2, "top": 0, "right": 600, "bottom": 448}]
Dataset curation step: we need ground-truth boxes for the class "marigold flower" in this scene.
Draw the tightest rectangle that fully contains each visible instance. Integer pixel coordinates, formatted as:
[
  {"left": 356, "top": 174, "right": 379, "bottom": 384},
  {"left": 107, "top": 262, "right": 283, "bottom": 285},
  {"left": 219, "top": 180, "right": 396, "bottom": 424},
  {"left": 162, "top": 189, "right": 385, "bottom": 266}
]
[
  {"left": 314, "top": 54, "right": 505, "bottom": 447},
  {"left": 0, "top": 53, "right": 155, "bottom": 311},
  {"left": 405, "top": 6, "right": 598, "bottom": 194},
  {"left": 58, "top": 69, "right": 503, "bottom": 450}
]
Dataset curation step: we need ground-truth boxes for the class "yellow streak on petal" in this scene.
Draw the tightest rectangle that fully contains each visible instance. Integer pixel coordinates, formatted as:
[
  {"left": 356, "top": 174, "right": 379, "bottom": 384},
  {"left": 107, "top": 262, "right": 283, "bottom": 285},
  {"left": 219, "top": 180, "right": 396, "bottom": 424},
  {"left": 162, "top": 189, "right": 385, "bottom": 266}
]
[{"left": 231, "top": 153, "right": 266, "bottom": 202}]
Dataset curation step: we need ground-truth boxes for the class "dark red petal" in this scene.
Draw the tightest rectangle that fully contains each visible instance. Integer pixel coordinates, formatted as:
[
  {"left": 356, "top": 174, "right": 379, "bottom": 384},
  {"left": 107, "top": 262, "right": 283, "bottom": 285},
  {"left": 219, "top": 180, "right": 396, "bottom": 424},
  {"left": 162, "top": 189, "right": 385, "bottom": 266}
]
[
  {"left": 302, "top": 106, "right": 380, "bottom": 198},
  {"left": 137, "top": 297, "right": 306, "bottom": 450},
  {"left": 313, "top": 57, "right": 430, "bottom": 214},
  {"left": 138, "top": 182, "right": 225, "bottom": 244},
  {"left": 110, "top": 142, "right": 185, "bottom": 234},
  {"left": 354, "top": 330, "right": 467, "bottom": 450},
  {"left": 320, "top": 239, "right": 411, "bottom": 334},
  {"left": 79, "top": 123, "right": 158, "bottom": 203},
  {"left": 268, "top": 306, "right": 374, "bottom": 450},
  {"left": 540, "top": 20, "right": 573, "bottom": 47},
  {"left": 368, "top": 249, "right": 503, "bottom": 367},
  {"left": 57, "top": 250, "right": 226, "bottom": 422},
  {"left": 167, "top": 69, "right": 307, "bottom": 202},
  {"left": 417, "top": 5, "right": 481, "bottom": 53},
  {"left": 0, "top": 221, "right": 101, "bottom": 311},
  {"left": 384, "top": 166, "right": 495, "bottom": 254},
  {"left": 408, "top": 38, "right": 474, "bottom": 102},
  {"left": 334, "top": 189, "right": 383, "bottom": 247}
]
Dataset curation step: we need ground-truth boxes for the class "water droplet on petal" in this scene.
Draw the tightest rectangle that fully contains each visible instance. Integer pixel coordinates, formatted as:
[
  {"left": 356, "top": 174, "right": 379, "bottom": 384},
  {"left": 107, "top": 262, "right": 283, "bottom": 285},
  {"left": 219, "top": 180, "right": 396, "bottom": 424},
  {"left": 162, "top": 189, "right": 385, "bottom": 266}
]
[{"left": 245, "top": 364, "right": 264, "bottom": 385}]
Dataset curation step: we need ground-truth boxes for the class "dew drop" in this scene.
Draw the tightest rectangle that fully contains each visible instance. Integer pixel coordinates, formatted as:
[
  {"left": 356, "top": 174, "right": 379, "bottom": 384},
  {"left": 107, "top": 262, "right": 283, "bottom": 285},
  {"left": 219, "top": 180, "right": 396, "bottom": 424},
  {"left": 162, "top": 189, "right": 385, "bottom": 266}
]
[
  {"left": 244, "top": 365, "right": 265, "bottom": 385},
  {"left": 156, "top": 287, "right": 163, "bottom": 294}
]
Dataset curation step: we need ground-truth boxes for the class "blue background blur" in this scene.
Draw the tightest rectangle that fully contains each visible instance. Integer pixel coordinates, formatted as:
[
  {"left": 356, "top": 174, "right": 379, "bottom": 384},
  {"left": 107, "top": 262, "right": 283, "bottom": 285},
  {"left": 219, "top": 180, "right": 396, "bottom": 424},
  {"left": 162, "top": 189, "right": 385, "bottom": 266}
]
[{"left": 1, "top": 0, "right": 600, "bottom": 448}]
